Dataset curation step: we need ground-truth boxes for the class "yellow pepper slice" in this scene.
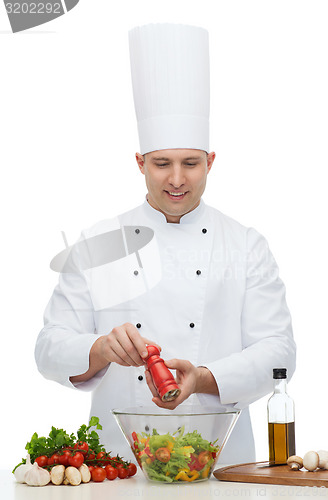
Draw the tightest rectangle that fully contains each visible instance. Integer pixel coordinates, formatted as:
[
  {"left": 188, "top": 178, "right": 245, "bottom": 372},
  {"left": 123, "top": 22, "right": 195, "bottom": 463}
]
[
  {"left": 167, "top": 441, "right": 174, "bottom": 452},
  {"left": 175, "top": 470, "right": 199, "bottom": 482},
  {"left": 201, "top": 465, "right": 211, "bottom": 478}
]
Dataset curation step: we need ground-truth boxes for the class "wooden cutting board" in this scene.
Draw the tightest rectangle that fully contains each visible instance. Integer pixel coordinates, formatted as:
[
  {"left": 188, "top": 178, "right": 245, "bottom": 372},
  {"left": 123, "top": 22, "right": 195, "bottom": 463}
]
[{"left": 213, "top": 461, "right": 328, "bottom": 487}]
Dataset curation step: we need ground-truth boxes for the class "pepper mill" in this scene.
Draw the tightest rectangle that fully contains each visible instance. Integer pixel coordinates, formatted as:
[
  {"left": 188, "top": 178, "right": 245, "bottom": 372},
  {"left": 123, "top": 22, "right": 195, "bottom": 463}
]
[{"left": 145, "top": 345, "right": 181, "bottom": 402}]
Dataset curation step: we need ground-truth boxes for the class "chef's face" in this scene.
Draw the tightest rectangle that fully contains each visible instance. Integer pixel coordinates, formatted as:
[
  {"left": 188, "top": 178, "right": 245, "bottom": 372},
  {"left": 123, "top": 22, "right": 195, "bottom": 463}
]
[{"left": 136, "top": 149, "right": 215, "bottom": 223}]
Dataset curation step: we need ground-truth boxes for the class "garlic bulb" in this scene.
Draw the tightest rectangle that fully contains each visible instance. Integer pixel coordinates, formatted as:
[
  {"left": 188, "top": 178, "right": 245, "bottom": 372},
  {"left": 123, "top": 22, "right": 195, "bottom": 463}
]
[
  {"left": 14, "top": 455, "right": 33, "bottom": 483},
  {"left": 24, "top": 462, "right": 51, "bottom": 487}
]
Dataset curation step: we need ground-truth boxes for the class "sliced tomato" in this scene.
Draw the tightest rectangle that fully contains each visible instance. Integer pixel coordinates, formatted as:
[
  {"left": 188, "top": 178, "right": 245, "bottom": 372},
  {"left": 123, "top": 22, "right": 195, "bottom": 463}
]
[
  {"left": 155, "top": 447, "right": 170, "bottom": 463},
  {"left": 198, "top": 450, "right": 212, "bottom": 466}
]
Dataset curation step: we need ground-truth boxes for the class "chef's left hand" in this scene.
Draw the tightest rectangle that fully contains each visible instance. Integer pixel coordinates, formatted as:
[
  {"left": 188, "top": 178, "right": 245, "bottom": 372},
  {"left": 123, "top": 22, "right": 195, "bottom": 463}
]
[{"left": 145, "top": 358, "right": 218, "bottom": 410}]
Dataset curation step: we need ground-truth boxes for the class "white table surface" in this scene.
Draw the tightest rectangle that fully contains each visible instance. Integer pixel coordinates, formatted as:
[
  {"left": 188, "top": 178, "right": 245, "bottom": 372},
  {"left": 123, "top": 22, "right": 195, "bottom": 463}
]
[{"left": 2, "top": 469, "right": 328, "bottom": 500}]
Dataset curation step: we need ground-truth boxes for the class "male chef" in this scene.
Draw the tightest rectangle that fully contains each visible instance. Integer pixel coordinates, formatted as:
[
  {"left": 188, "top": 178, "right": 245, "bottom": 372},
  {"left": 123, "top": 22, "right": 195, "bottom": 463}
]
[{"left": 35, "top": 24, "right": 296, "bottom": 463}]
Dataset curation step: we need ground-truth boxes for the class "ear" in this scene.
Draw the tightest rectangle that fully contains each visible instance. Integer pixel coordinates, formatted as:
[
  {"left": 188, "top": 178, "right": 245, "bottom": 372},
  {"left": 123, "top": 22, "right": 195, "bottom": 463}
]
[
  {"left": 206, "top": 152, "right": 216, "bottom": 173},
  {"left": 136, "top": 153, "right": 145, "bottom": 174}
]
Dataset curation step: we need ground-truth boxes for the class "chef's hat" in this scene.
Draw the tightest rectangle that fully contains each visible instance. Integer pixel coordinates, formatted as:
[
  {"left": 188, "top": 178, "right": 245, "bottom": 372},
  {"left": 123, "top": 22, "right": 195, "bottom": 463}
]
[{"left": 129, "top": 23, "right": 210, "bottom": 154}]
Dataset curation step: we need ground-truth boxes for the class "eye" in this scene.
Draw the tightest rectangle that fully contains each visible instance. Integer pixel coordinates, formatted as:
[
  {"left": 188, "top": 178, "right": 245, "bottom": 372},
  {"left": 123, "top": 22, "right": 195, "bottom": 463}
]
[
  {"left": 185, "top": 162, "right": 198, "bottom": 167},
  {"left": 156, "top": 163, "right": 169, "bottom": 168}
]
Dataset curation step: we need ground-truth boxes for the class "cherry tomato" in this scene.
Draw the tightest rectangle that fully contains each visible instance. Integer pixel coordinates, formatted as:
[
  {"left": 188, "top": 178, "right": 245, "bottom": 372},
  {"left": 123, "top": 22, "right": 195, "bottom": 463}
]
[
  {"left": 105, "top": 465, "right": 118, "bottom": 480},
  {"left": 91, "top": 467, "right": 106, "bottom": 482},
  {"left": 96, "top": 451, "right": 111, "bottom": 465},
  {"left": 155, "top": 447, "right": 171, "bottom": 463},
  {"left": 198, "top": 451, "right": 212, "bottom": 466},
  {"left": 110, "top": 458, "right": 122, "bottom": 467},
  {"left": 117, "top": 466, "right": 129, "bottom": 479},
  {"left": 87, "top": 449, "right": 95, "bottom": 461},
  {"left": 74, "top": 441, "right": 89, "bottom": 455},
  {"left": 88, "top": 465, "right": 95, "bottom": 474},
  {"left": 35, "top": 456, "right": 48, "bottom": 468},
  {"left": 127, "top": 463, "right": 137, "bottom": 477},
  {"left": 58, "top": 450, "right": 71, "bottom": 466},
  {"left": 68, "top": 452, "right": 84, "bottom": 468},
  {"left": 47, "top": 453, "right": 61, "bottom": 465}
]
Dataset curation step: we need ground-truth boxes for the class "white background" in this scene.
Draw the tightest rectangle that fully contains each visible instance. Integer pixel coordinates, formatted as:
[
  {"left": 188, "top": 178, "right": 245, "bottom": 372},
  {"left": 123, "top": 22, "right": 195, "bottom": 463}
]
[{"left": 0, "top": 0, "right": 327, "bottom": 470}]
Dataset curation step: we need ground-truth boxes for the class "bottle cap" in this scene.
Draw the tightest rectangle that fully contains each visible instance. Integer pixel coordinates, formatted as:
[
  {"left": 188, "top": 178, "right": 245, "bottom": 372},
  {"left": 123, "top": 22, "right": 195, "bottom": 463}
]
[{"left": 273, "top": 368, "right": 287, "bottom": 379}]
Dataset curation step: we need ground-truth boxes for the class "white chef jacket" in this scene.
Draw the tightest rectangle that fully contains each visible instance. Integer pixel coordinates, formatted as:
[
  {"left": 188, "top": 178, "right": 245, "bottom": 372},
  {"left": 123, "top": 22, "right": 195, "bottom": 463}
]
[{"left": 35, "top": 199, "right": 296, "bottom": 464}]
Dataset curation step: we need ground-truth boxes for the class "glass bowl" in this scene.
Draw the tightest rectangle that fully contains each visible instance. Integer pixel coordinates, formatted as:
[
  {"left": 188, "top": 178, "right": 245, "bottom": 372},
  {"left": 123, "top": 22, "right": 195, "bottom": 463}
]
[{"left": 112, "top": 406, "right": 240, "bottom": 483}]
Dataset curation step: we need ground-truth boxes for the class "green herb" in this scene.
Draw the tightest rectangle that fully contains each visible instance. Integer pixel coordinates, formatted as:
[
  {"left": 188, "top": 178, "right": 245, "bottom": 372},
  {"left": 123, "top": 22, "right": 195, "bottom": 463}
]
[
  {"left": 22, "top": 417, "right": 105, "bottom": 464},
  {"left": 76, "top": 416, "right": 104, "bottom": 454}
]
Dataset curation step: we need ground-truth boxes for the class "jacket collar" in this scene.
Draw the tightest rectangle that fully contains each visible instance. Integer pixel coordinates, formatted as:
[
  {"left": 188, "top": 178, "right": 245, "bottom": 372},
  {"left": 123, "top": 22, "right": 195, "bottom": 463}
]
[{"left": 142, "top": 195, "right": 206, "bottom": 225}]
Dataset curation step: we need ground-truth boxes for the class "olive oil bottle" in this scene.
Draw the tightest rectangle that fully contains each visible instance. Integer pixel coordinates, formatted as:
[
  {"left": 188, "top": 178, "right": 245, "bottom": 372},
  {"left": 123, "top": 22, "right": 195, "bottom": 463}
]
[{"left": 267, "top": 368, "right": 295, "bottom": 464}]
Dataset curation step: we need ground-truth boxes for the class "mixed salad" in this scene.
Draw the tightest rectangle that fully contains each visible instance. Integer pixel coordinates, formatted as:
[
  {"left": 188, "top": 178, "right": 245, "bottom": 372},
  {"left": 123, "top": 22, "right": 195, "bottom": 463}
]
[{"left": 131, "top": 427, "right": 219, "bottom": 482}]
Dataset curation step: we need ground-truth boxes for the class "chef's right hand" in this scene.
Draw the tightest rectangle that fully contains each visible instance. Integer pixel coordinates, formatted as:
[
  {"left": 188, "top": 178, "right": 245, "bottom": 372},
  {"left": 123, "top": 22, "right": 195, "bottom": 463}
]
[{"left": 96, "top": 323, "right": 161, "bottom": 367}]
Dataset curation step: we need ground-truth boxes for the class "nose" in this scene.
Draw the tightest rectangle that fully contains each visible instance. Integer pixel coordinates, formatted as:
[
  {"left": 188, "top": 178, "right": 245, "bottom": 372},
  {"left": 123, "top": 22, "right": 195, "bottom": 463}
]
[{"left": 168, "top": 164, "right": 185, "bottom": 189}]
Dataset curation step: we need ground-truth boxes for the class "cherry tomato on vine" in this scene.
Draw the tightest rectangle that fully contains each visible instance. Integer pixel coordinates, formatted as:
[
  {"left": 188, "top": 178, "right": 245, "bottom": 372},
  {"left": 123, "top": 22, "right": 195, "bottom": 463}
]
[
  {"left": 127, "top": 463, "right": 137, "bottom": 477},
  {"left": 87, "top": 449, "right": 95, "bottom": 461},
  {"left": 68, "top": 452, "right": 84, "bottom": 468},
  {"left": 105, "top": 465, "right": 118, "bottom": 480},
  {"left": 58, "top": 450, "right": 71, "bottom": 466},
  {"left": 96, "top": 451, "right": 111, "bottom": 465},
  {"left": 48, "top": 453, "right": 61, "bottom": 465},
  {"left": 74, "top": 441, "right": 89, "bottom": 455},
  {"left": 88, "top": 465, "right": 95, "bottom": 474},
  {"left": 91, "top": 467, "right": 106, "bottom": 482},
  {"left": 35, "top": 456, "right": 48, "bottom": 468},
  {"left": 111, "top": 457, "right": 122, "bottom": 467},
  {"left": 117, "top": 466, "right": 129, "bottom": 479}
]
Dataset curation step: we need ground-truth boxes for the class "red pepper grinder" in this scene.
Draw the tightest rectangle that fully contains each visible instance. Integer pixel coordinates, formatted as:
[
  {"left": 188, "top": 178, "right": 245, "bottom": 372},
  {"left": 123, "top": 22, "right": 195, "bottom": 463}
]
[{"left": 145, "top": 345, "right": 181, "bottom": 402}]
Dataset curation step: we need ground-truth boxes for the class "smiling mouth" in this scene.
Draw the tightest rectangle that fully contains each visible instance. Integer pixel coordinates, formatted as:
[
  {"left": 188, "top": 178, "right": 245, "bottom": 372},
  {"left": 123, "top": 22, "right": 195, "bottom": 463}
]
[{"left": 165, "top": 191, "right": 188, "bottom": 200}]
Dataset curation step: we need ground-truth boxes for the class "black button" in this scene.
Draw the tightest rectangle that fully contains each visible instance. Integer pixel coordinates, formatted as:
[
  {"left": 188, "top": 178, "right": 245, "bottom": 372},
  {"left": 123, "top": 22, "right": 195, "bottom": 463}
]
[
  {"left": 134, "top": 270, "right": 139, "bottom": 276},
  {"left": 138, "top": 375, "right": 143, "bottom": 381},
  {"left": 196, "top": 270, "right": 201, "bottom": 275},
  {"left": 136, "top": 323, "right": 141, "bottom": 329},
  {"left": 135, "top": 228, "right": 140, "bottom": 234},
  {"left": 189, "top": 323, "right": 195, "bottom": 328},
  {"left": 202, "top": 228, "right": 207, "bottom": 234}
]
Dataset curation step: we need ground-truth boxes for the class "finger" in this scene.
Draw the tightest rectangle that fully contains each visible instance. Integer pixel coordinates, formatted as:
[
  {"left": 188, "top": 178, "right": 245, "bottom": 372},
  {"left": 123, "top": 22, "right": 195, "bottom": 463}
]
[
  {"left": 107, "top": 338, "right": 140, "bottom": 366},
  {"left": 124, "top": 324, "right": 152, "bottom": 361},
  {"left": 106, "top": 351, "right": 130, "bottom": 367},
  {"left": 109, "top": 326, "right": 144, "bottom": 366}
]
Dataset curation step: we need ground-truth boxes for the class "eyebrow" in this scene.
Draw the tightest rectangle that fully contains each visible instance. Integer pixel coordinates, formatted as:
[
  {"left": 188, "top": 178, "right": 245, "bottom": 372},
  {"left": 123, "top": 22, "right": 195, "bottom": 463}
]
[{"left": 151, "top": 156, "right": 202, "bottom": 161}]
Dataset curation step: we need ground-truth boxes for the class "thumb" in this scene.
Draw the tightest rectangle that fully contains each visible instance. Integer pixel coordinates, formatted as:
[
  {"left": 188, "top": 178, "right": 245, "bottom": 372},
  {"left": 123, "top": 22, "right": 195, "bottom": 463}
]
[{"left": 164, "top": 358, "right": 184, "bottom": 370}]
